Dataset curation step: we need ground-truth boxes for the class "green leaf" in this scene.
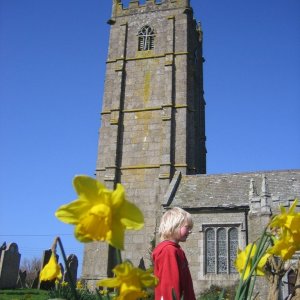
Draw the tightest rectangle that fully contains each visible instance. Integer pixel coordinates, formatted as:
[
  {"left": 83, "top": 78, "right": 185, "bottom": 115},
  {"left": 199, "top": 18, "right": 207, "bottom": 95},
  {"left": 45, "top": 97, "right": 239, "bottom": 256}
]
[
  {"left": 218, "top": 288, "right": 225, "bottom": 300},
  {"left": 171, "top": 288, "right": 177, "bottom": 300}
]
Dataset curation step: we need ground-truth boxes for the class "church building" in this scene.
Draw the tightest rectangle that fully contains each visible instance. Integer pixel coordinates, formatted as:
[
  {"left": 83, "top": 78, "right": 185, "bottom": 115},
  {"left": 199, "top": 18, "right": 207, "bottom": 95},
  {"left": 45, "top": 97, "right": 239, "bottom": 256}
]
[{"left": 81, "top": 1, "right": 300, "bottom": 297}]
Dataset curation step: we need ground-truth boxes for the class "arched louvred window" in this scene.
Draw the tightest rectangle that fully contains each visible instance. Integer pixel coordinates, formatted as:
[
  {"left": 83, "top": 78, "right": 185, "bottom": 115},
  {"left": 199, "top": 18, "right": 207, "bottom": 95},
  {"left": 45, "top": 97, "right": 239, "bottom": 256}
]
[
  {"left": 138, "top": 25, "right": 155, "bottom": 51},
  {"left": 229, "top": 228, "right": 238, "bottom": 273},
  {"left": 205, "top": 228, "right": 215, "bottom": 273}
]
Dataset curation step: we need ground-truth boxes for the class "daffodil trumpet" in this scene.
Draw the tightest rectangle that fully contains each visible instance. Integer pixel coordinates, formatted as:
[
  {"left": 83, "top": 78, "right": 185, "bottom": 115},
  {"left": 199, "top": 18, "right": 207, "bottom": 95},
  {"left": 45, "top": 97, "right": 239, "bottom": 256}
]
[{"left": 39, "top": 239, "right": 62, "bottom": 283}]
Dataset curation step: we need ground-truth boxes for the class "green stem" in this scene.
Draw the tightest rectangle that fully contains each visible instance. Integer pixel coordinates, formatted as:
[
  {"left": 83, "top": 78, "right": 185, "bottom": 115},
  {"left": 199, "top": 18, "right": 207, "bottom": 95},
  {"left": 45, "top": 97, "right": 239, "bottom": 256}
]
[
  {"left": 247, "top": 273, "right": 257, "bottom": 300},
  {"left": 235, "top": 243, "right": 255, "bottom": 300},
  {"left": 56, "top": 237, "right": 79, "bottom": 300}
]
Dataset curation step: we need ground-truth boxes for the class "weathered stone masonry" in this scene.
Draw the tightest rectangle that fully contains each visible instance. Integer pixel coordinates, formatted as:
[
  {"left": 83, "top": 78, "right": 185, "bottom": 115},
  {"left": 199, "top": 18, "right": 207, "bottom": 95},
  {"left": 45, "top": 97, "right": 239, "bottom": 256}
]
[{"left": 82, "top": 0, "right": 206, "bottom": 287}]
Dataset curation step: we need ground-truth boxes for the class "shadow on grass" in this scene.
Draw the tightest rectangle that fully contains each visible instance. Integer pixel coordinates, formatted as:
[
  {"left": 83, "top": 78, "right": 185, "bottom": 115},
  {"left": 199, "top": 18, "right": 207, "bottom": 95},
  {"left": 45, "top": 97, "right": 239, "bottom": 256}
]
[{"left": 0, "top": 289, "right": 48, "bottom": 299}]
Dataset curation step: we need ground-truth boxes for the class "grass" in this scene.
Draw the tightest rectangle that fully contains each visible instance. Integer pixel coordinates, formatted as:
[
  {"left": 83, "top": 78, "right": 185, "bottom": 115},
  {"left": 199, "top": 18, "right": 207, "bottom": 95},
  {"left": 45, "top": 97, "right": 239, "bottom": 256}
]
[{"left": 0, "top": 289, "right": 49, "bottom": 300}]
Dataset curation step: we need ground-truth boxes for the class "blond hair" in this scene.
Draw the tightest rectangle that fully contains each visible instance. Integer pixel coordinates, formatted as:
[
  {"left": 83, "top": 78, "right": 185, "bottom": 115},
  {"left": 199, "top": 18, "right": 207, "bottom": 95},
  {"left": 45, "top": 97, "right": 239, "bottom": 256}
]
[{"left": 158, "top": 207, "right": 193, "bottom": 241}]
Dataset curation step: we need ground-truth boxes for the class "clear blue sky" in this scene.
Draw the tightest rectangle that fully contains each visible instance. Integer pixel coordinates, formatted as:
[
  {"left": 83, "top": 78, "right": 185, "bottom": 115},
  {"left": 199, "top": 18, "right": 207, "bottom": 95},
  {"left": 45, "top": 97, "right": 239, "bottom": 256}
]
[{"left": 1, "top": 0, "right": 299, "bottom": 276}]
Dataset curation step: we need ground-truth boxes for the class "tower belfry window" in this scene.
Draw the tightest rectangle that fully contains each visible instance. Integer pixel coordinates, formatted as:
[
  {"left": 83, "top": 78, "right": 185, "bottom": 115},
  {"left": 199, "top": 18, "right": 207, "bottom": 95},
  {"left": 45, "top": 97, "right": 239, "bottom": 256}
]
[{"left": 138, "top": 25, "right": 155, "bottom": 51}]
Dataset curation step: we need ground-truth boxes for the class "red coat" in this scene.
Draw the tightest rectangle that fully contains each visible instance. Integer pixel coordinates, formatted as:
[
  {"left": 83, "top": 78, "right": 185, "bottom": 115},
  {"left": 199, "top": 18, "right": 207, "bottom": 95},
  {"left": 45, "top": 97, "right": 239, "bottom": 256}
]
[{"left": 152, "top": 240, "right": 196, "bottom": 300}]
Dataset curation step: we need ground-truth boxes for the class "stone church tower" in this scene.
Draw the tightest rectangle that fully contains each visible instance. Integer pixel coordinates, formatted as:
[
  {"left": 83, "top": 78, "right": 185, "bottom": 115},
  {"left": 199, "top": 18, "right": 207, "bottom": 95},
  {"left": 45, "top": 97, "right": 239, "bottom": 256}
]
[
  {"left": 81, "top": 1, "right": 300, "bottom": 297},
  {"left": 82, "top": 0, "right": 206, "bottom": 286}
]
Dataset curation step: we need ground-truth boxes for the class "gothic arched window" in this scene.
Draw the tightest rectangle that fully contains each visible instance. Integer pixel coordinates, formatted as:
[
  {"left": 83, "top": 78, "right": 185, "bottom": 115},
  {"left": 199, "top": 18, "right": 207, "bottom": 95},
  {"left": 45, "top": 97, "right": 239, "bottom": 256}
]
[
  {"left": 138, "top": 25, "right": 155, "bottom": 51},
  {"left": 205, "top": 226, "right": 239, "bottom": 274}
]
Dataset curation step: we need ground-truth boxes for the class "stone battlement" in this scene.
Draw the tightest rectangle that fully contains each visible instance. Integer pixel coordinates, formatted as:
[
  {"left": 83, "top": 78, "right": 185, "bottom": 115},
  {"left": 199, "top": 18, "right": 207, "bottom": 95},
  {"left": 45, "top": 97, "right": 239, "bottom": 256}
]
[{"left": 112, "top": 0, "right": 191, "bottom": 18}]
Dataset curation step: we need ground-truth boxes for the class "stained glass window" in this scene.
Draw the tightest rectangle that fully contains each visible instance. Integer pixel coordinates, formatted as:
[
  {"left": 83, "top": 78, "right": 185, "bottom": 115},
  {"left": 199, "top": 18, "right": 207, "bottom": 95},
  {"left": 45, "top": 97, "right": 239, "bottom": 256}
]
[
  {"left": 229, "top": 228, "right": 238, "bottom": 273},
  {"left": 204, "top": 226, "right": 239, "bottom": 275},
  {"left": 138, "top": 25, "right": 155, "bottom": 51},
  {"left": 205, "top": 228, "right": 215, "bottom": 273},
  {"left": 217, "top": 228, "right": 227, "bottom": 273}
]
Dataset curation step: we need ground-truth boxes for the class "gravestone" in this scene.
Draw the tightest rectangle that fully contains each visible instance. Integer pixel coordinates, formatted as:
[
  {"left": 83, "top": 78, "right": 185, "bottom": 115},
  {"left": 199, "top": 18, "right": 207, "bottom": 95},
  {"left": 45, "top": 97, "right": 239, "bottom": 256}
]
[
  {"left": 31, "top": 271, "right": 40, "bottom": 288},
  {"left": 16, "top": 270, "right": 26, "bottom": 288},
  {"left": 63, "top": 254, "right": 78, "bottom": 285},
  {"left": 38, "top": 249, "right": 59, "bottom": 290},
  {"left": 0, "top": 242, "right": 21, "bottom": 289}
]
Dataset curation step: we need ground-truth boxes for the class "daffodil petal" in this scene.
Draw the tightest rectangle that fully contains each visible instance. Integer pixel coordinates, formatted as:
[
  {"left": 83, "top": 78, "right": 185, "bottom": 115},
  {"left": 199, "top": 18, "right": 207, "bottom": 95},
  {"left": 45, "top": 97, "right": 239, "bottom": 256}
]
[
  {"left": 55, "top": 199, "right": 91, "bottom": 224},
  {"left": 119, "top": 289, "right": 147, "bottom": 300},
  {"left": 40, "top": 253, "right": 62, "bottom": 282},
  {"left": 289, "top": 199, "right": 298, "bottom": 214},
  {"left": 286, "top": 215, "right": 300, "bottom": 231},
  {"left": 98, "top": 261, "right": 156, "bottom": 300},
  {"left": 111, "top": 184, "right": 125, "bottom": 208},
  {"left": 74, "top": 226, "right": 93, "bottom": 243},
  {"left": 256, "top": 253, "right": 270, "bottom": 276},
  {"left": 73, "top": 175, "right": 107, "bottom": 205},
  {"left": 235, "top": 243, "right": 257, "bottom": 280},
  {"left": 116, "top": 260, "right": 134, "bottom": 275},
  {"left": 119, "top": 200, "right": 144, "bottom": 230},
  {"left": 242, "top": 264, "right": 251, "bottom": 281},
  {"left": 140, "top": 269, "right": 159, "bottom": 287},
  {"left": 268, "top": 238, "right": 296, "bottom": 261},
  {"left": 110, "top": 221, "right": 125, "bottom": 250},
  {"left": 98, "top": 277, "right": 121, "bottom": 288}
]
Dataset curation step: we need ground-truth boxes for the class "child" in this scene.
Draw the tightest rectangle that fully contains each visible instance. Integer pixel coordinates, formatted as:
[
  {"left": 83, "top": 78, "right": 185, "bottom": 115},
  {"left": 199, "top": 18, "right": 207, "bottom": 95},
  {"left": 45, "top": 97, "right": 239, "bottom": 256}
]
[{"left": 152, "top": 207, "right": 196, "bottom": 300}]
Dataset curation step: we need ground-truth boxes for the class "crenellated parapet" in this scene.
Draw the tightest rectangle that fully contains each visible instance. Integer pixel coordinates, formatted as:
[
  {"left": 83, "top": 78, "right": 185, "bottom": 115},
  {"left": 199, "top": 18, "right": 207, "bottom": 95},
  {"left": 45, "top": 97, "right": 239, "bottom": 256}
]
[{"left": 112, "top": 0, "right": 191, "bottom": 18}]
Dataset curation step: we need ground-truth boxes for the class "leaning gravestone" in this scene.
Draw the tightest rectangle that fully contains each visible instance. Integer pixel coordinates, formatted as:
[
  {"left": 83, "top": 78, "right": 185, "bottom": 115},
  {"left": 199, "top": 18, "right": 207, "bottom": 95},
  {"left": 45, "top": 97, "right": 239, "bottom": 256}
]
[
  {"left": 0, "top": 242, "right": 21, "bottom": 289},
  {"left": 31, "top": 271, "right": 40, "bottom": 289},
  {"left": 0, "top": 242, "right": 6, "bottom": 260},
  {"left": 63, "top": 254, "right": 78, "bottom": 285},
  {"left": 59, "top": 263, "right": 64, "bottom": 281}
]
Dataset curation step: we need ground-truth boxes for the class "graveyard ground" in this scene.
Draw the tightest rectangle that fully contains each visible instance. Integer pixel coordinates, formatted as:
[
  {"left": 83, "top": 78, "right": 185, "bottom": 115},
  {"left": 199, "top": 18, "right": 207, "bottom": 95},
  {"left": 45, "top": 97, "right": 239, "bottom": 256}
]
[{"left": 0, "top": 288, "right": 48, "bottom": 300}]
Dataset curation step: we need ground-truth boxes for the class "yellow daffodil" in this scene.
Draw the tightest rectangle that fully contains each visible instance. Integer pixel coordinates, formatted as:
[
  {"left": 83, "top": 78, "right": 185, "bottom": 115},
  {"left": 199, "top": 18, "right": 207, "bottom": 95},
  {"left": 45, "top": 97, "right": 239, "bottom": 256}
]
[
  {"left": 268, "top": 228, "right": 299, "bottom": 260},
  {"left": 267, "top": 199, "right": 300, "bottom": 260},
  {"left": 40, "top": 252, "right": 62, "bottom": 282},
  {"left": 270, "top": 199, "right": 300, "bottom": 232},
  {"left": 268, "top": 238, "right": 296, "bottom": 261},
  {"left": 76, "top": 280, "right": 83, "bottom": 289},
  {"left": 256, "top": 252, "right": 271, "bottom": 275},
  {"left": 55, "top": 176, "right": 144, "bottom": 249},
  {"left": 98, "top": 261, "right": 158, "bottom": 300},
  {"left": 235, "top": 243, "right": 270, "bottom": 280}
]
